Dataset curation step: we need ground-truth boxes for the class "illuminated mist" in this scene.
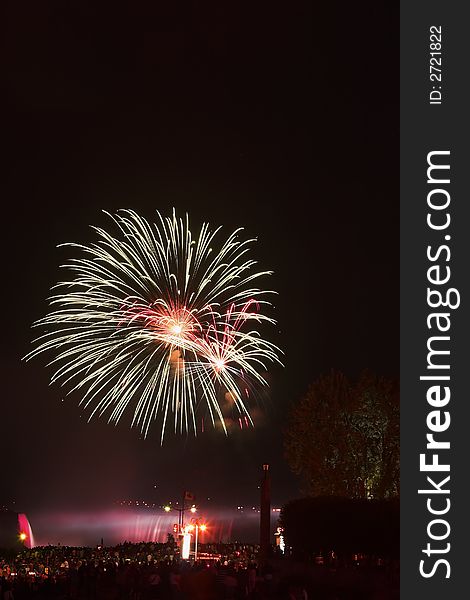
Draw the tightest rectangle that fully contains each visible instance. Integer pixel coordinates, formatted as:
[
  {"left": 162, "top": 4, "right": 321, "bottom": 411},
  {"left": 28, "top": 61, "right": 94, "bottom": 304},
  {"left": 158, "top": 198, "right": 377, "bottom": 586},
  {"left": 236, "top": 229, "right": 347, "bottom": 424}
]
[{"left": 28, "top": 508, "right": 281, "bottom": 547}]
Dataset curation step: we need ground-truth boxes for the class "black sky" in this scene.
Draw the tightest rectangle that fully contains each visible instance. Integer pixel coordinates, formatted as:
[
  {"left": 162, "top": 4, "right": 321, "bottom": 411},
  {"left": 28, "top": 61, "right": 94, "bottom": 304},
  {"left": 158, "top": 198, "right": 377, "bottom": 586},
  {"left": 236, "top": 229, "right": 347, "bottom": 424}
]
[{"left": 2, "top": 2, "right": 398, "bottom": 519}]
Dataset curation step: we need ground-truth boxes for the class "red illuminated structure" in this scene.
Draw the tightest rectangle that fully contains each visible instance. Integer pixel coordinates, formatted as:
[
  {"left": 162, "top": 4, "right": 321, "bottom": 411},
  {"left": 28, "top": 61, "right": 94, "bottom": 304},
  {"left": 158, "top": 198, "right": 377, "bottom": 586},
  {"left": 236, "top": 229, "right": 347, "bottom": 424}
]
[{"left": 0, "top": 510, "right": 34, "bottom": 549}]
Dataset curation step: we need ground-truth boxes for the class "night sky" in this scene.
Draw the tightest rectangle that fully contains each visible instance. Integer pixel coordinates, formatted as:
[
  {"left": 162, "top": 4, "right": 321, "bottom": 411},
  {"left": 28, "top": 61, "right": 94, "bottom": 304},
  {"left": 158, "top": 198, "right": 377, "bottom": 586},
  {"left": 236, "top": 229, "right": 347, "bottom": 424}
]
[{"left": 2, "top": 2, "right": 398, "bottom": 527}]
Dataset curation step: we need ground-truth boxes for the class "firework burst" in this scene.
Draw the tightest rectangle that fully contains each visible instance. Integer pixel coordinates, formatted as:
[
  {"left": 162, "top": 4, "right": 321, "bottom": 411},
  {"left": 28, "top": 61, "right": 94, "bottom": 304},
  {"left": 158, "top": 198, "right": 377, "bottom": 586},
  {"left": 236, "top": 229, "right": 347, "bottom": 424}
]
[{"left": 25, "top": 209, "right": 282, "bottom": 440}]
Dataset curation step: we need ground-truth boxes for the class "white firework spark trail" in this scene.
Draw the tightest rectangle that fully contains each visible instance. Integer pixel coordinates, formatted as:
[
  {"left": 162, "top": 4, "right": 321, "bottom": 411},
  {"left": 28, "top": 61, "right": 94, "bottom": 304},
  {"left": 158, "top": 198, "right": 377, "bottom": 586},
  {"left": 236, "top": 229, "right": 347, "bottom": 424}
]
[{"left": 25, "top": 209, "right": 282, "bottom": 441}]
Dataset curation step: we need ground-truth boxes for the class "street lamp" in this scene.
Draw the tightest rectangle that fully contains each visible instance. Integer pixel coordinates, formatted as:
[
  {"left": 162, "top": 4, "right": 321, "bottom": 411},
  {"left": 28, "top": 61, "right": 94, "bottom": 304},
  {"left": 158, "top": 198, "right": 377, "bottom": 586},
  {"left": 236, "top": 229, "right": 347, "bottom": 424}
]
[
  {"left": 163, "top": 496, "right": 197, "bottom": 532},
  {"left": 190, "top": 519, "right": 207, "bottom": 562}
]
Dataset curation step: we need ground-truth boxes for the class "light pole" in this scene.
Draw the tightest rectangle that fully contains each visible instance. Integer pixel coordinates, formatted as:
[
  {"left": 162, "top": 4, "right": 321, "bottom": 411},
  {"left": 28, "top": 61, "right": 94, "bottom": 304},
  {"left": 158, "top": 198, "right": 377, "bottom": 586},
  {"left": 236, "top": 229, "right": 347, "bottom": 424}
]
[
  {"left": 163, "top": 498, "right": 198, "bottom": 560},
  {"left": 163, "top": 500, "right": 197, "bottom": 533},
  {"left": 188, "top": 519, "right": 207, "bottom": 561},
  {"left": 259, "top": 463, "right": 271, "bottom": 564}
]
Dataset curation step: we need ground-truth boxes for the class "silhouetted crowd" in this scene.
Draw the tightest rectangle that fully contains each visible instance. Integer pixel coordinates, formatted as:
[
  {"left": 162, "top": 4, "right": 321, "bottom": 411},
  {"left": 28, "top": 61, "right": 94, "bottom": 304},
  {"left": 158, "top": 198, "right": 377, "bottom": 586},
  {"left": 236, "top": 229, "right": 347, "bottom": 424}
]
[{"left": 0, "top": 541, "right": 398, "bottom": 600}]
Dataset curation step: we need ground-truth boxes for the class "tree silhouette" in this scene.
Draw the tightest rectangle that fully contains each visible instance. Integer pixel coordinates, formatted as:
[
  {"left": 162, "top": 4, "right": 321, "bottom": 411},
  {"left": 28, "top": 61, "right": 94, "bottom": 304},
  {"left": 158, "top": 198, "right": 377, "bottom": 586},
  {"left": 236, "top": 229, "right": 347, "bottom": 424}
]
[{"left": 284, "top": 370, "right": 399, "bottom": 498}]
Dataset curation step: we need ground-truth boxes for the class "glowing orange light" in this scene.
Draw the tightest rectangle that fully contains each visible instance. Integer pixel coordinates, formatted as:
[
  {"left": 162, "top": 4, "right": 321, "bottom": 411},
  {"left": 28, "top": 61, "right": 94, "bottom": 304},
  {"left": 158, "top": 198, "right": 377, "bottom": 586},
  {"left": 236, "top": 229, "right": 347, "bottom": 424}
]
[
  {"left": 187, "top": 524, "right": 195, "bottom": 532},
  {"left": 171, "top": 324, "right": 183, "bottom": 335},
  {"left": 19, "top": 532, "right": 27, "bottom": 541},
  {"left": 164, "top": 505, "right": 171, "bottom": 512},
  {"left": 190, "top": 505, "right": 197, "bottom": 513},
  {"left": 199, "top": 524, "right": 207, "bottom": 532}
]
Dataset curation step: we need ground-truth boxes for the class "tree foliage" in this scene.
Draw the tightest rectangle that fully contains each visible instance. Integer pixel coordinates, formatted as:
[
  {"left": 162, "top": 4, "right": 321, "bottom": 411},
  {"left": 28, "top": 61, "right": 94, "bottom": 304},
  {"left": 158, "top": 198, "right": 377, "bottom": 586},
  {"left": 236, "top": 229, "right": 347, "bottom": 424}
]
[
  {"left": 284, "top": 370, "right": 399, "bottom": 498},
  {"left": 280, "top": 496, "right": 399, "bottom": 560}
]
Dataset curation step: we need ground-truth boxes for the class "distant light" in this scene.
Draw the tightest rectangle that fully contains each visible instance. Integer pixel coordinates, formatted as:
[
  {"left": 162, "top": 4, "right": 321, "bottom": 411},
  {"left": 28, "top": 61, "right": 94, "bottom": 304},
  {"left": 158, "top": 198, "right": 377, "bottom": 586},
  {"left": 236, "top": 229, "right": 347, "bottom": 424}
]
[
  {"left": 19, "top": 532, "right": 27, "bottom": 541},
  {"left": 199, "top": 524, "right": 207, "bottom": 532},
  {"left": 190, "top": 505, "right": 197, "bottom": 513},
  {"left": 187, "top": 524, "right": 195, "bottom": 532},
  {"left": 164, "top": 505, "right": 171, "bottom": 512}
]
